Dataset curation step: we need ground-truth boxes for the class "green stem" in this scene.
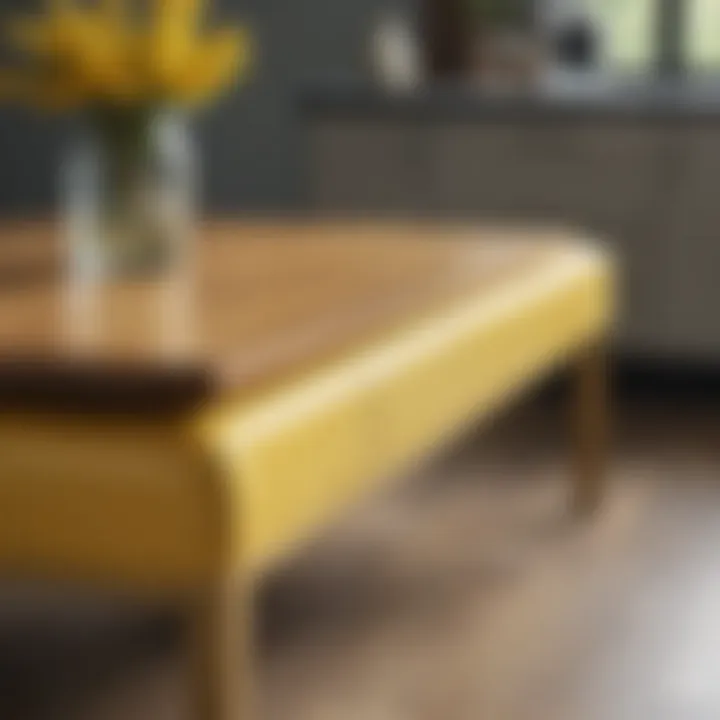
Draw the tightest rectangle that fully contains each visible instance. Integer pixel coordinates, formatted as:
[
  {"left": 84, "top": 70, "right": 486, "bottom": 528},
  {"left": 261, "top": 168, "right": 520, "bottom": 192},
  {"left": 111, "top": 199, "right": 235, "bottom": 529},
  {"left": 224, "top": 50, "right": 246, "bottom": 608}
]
[{"left": 92, "top": 107, "right": 154, "bottom": 227}]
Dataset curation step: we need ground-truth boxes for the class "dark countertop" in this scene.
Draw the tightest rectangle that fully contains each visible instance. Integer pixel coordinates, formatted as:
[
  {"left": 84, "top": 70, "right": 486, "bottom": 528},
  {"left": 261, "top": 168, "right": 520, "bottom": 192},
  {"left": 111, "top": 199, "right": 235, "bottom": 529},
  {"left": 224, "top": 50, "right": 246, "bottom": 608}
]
[{"left": 300, "top": 76, "right": 720, "bottom": 121}]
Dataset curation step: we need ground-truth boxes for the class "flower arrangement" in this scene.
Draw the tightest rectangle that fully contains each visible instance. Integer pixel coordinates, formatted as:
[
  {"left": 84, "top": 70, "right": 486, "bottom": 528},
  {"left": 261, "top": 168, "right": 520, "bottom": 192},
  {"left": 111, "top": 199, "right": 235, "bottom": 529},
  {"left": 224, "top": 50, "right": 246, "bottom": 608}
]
[
  {"left": 0, "top": 0, "right": 251, "bottom": 111},
  {"left": 0, "top": 1, "right": 252, "bottom": 279}
]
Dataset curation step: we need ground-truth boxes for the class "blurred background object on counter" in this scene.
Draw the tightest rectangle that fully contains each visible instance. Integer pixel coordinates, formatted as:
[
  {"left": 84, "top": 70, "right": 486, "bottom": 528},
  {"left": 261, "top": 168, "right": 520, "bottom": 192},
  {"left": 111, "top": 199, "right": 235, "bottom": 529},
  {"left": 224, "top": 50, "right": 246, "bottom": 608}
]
[{"left": 370, "top": 5, "right": 423, "bottom": 90}]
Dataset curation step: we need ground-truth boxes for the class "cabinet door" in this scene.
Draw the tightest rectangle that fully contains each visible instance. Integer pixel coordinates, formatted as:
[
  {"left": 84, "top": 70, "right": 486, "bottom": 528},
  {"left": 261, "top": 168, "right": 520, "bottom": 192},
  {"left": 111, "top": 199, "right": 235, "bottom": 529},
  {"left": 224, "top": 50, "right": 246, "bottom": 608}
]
[
  {"left": 430, "top": 119, "right": 671, "bottom": 355},
  {"left": 569, "top": 122, "right": 673, "bottom": 354},
  {"left": 664, "top": 123, "right": 720, "bottom": 360},
  {"left": 309, "top": 119, "right": 427, "bottom": 216},
  {"left": 429, "top": 121, "right": 578, "bottom": 220}
]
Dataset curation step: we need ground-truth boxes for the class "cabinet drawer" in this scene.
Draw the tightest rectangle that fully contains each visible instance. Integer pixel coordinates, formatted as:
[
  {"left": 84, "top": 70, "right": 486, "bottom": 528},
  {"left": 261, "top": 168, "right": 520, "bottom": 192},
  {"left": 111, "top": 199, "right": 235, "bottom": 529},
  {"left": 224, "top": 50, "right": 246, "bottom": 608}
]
[
  {"left": 430, "top": 123, "right": 563, "bottom": 219},
  {"left": 664, "top": 124, "right": 720, "bottom": 357},
  {"left": 309, "top": 120, "right": 427, "bottom": 216},
  {"left": 577, "top": 124, "right": 670, "bottom": 353}
]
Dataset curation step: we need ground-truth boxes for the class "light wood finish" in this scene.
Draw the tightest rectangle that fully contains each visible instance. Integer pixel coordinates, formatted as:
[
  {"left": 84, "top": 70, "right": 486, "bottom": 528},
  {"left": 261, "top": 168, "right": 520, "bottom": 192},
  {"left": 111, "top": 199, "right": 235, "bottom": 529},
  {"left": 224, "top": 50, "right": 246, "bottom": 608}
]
[
  {"left": 0, "top": 221, "right": 589, "bottom": 413},
  {"left": 190, "top": 582, "right": 252, "bottom": 720},
  {"left": 572, "top": 342, "right": 608, "bottom": 516}
]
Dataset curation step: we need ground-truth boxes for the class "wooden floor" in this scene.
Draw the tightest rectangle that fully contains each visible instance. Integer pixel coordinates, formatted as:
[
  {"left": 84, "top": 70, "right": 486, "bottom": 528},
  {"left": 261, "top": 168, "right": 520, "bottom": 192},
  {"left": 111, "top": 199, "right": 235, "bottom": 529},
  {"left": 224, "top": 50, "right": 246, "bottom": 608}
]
[{"left": 2, "top": 395, "right": 720, "bottom": 720}]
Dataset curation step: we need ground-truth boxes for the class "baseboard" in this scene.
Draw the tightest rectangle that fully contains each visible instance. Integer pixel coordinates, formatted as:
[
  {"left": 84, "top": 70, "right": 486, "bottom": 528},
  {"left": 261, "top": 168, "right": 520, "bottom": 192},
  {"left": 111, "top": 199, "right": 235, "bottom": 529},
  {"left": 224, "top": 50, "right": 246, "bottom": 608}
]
[{"left": 613, "top": 356, "right": 720, "bottom": 400}]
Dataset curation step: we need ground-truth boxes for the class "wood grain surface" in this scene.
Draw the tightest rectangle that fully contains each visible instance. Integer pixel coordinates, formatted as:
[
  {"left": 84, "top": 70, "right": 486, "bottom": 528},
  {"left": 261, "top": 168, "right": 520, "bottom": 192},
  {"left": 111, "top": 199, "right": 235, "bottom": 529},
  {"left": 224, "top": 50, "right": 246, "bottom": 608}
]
[{"left": 0, "top": 221, "right": 572, "bottom": 414}]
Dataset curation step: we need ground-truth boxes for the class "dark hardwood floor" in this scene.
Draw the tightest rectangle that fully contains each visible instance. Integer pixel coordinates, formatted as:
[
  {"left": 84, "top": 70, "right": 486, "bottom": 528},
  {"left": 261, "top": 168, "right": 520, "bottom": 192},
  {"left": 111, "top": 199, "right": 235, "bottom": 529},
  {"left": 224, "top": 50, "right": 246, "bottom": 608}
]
[{"left": 2, "top": 393, "right": 720, "bottom": 720}]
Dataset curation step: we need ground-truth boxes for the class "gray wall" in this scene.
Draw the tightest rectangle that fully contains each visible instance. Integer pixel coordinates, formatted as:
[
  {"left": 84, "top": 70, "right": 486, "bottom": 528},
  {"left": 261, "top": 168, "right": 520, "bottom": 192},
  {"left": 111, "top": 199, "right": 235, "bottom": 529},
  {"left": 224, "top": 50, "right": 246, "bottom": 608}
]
[{"left": 0, "top": 0, "right": 390, "bottom": 215}]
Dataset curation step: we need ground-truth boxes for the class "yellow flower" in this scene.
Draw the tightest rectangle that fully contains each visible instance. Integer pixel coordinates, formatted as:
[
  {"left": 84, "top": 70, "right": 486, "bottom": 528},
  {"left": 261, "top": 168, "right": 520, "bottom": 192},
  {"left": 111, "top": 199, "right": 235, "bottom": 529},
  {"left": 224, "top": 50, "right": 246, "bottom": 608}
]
[
  {"left": 151, "top": 0, "right": 204, "bottom": 90},
  {"left": 0, "top": 0, "right": 250, "bottom": 112},
  {"left": 0, "top": 70, "right": 83, "bottom": 110},
  {"left": 175, "top": 27, "right": 251, "bottom": 105}
]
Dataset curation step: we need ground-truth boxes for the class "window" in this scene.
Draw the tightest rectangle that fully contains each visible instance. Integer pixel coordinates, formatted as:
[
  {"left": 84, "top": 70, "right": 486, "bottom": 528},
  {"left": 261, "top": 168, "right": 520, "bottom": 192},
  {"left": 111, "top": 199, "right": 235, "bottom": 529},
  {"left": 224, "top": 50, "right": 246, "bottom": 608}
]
[
  {"left": 589, "top": 0, "right": 720, "bottom": 76},
  {"left": 686, "top": 0, "right": 720, "bottom": 69},
  {"left": 586, "top": 0, "right": 656, "bottom": 70},
  {"left": 424, "top": 0, "right": 716, "bottom": 79}
]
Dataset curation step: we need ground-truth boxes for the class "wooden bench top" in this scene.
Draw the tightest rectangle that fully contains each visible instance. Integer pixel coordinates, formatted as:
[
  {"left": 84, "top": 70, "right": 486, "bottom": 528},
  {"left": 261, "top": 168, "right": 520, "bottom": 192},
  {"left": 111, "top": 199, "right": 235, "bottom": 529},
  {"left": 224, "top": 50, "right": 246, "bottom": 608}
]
[{"left": 0, "top": 221, "right": 599, "bottom": 415}]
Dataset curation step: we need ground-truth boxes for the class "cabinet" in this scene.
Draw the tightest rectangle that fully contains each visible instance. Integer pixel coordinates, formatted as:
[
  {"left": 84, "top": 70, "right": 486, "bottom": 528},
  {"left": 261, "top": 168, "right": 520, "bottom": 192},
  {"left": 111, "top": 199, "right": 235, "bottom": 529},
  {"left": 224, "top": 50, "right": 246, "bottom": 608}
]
[
  {"left": 309, "top": 119, "right": 429, "bottom": 216},
  {"left": 664, "top": 123, "right": 720, "bottom": 358},
  {"left": 429, "top": 122, "right": 572, "bottom": 220},
  {"left": 571, "top": 123, "right": 673, "bottom": 353},
  {"left": 307, "top": 113, "right": 718, "bottom": 360}
]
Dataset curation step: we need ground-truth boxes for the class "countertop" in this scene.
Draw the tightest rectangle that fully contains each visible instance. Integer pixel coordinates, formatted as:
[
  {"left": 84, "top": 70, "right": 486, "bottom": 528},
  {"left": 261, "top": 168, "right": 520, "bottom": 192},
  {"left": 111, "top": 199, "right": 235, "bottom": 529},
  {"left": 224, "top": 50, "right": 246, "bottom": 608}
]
[{"left": 301, "top": 75, "right": 720, "bottom": 121}]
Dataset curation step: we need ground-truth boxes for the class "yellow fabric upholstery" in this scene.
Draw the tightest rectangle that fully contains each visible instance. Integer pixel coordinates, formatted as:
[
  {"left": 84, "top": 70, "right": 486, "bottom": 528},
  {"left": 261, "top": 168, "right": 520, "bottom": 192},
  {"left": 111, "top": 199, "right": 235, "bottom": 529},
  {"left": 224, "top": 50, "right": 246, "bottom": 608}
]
[
  {"left": 199, "top": 244, "right": 613, "bottom": 573},
  {"left": 0, "top": 242, "right": 613, "bottom": 593}
]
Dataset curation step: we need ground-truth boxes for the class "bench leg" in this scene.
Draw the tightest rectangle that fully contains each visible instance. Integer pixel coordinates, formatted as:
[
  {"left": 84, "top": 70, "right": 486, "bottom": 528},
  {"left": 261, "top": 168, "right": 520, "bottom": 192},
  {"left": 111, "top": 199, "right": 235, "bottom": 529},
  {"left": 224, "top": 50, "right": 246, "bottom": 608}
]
[
  {"left": 189, "top": 581, "right": 253, "bottom": 720},
  {"left": 572, "top": 341, "right": 609, "bottom": 517}
]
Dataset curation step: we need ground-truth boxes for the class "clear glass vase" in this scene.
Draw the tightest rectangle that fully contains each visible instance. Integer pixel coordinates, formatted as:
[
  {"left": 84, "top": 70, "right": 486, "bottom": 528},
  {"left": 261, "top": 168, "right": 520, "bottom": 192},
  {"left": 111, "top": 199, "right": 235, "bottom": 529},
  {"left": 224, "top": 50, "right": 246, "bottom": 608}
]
[
  {"left": 63, "top": 108, "right": 196, "bottom": 283},
  {"left": 60, "top": 108, "right": 197, "bottom": 354}
]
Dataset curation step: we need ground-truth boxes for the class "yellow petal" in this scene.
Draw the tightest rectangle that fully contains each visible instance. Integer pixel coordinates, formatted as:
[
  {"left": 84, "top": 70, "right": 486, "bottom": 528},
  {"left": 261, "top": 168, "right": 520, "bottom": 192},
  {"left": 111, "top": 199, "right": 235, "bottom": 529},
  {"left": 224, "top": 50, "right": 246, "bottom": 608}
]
[
  {"left": 51, "top": 9, "right": 138, "bottom": 103},
  {"left": 150, "top": 0, "right": 205, "bottom": 88},
  {"left": 0, "top": 71, "right": 31, "bottom": 100},
  {"left": 1, "top": 0, "right": 249, "bottom": 110},
  {"left": 103, "top": 0, "right": 124, "bottom": 20},
  {"left": 0, "top": 71, "right": 83, "bottom": 111},
  {"left": 48, "top": 0, "right": 72, "bottom": 12},
  {"left": 175, "top": 27, "right": 249, "bottom": 106},
  {"left": 36, "top": 80, "right": 85, "bottom": 111}
]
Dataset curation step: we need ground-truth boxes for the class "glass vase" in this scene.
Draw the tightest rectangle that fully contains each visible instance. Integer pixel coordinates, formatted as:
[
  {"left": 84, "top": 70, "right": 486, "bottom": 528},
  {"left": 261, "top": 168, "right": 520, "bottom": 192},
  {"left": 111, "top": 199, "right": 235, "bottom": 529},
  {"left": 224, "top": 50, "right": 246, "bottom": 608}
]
[
  {"left": 60, "top": 108, "right": 197, "bottom": 354},
  {"left": 63, "top": 107, "right": 196, "bottom": 283}
]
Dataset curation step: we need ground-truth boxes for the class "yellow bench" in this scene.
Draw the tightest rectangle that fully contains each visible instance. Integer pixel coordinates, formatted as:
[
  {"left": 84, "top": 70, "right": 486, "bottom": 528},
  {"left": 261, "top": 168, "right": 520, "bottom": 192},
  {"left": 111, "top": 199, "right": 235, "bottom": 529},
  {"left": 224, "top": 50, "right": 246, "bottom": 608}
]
[{"left": 0, "top": 222, "right": 614, "bottom": 719}]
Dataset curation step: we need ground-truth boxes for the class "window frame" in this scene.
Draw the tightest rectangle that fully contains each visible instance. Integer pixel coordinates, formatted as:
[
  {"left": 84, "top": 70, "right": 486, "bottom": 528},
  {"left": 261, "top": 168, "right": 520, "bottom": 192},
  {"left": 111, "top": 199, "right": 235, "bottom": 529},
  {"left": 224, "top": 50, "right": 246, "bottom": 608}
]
[
  {"left": 584, "top": 0, "right": 704, "bottom": 79},
  {"left": 683, "top": 0, "right": 720, "bottom": 73}
]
